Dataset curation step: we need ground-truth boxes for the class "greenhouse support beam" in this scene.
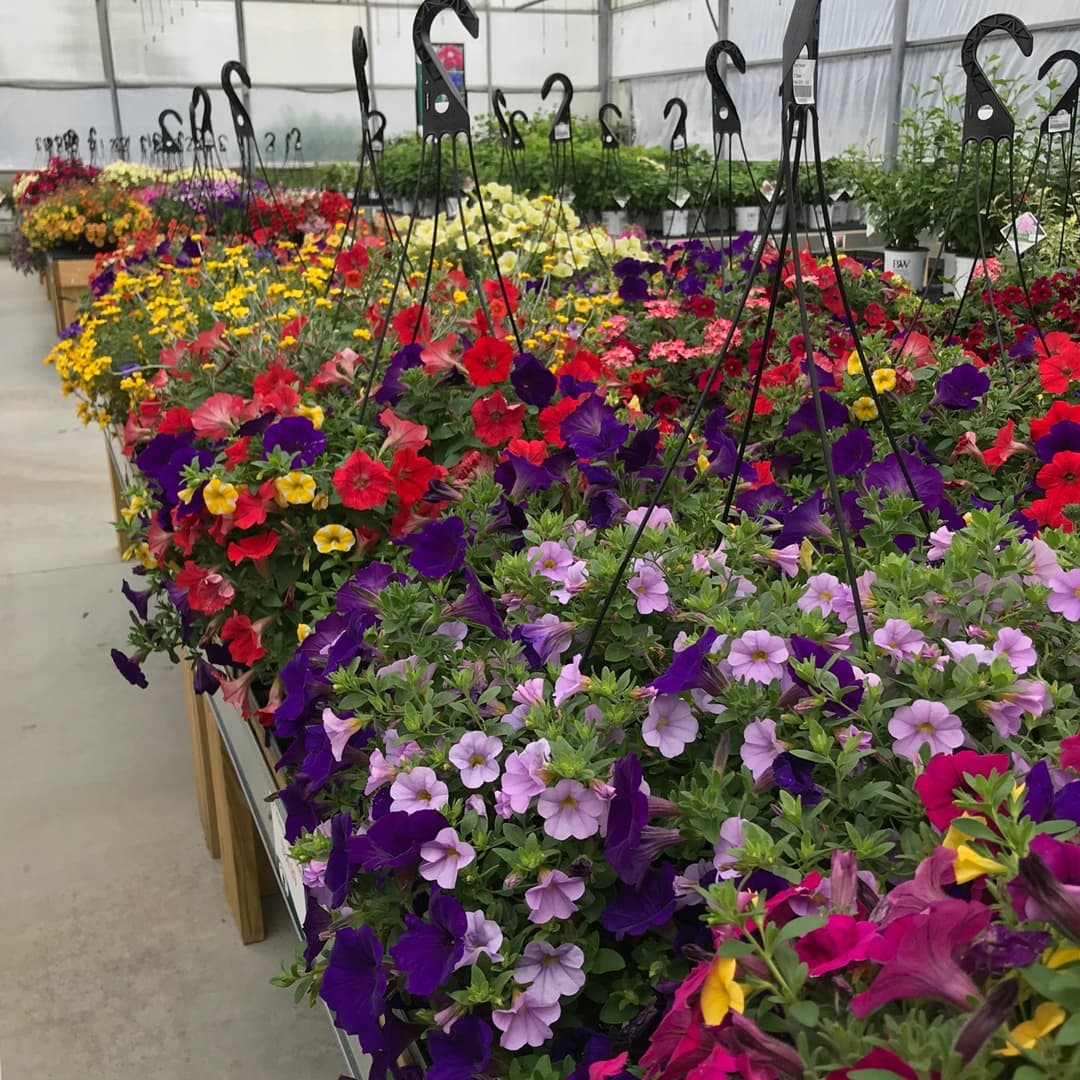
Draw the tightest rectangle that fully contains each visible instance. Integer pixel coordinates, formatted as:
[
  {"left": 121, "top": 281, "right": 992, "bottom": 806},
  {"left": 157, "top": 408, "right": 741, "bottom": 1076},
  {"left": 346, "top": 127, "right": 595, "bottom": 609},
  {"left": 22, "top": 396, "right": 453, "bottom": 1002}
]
[
  {"left": 95, "top": 0, "right": 124, "bottom": 143},
  {"left": 598, "top": 0, "right": 611, "bottom": 103},
  {"left": 486, "top": 1, "right": 495, "bottom": 112},
  {"left": 365, "top": 0, "right": 378, "bottom": 109},
  {"left": 883, "top": 0, "right": 909, "bottom": 169},
  {"left": 234, "top": 0, "right": 252, "bottom": 118}
]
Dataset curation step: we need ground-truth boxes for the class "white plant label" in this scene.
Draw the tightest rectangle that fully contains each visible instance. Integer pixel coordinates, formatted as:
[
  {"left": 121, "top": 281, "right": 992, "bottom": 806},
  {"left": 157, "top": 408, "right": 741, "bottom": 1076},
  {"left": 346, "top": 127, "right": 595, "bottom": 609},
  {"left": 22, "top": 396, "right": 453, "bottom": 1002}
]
[
  {"left": 553, "top": 123, "right": 571, "bottom": 142},
  {"left": 671, "top": 135, "right": 686, "bottom": 151},
  {"left": 792, "top": 59, "right": 816, "bottom": 105},
  {"left": 1003, "top": 212, "right": 1045, "bottom": 255},
  {"left": 1048, "top": 110, "right": 1071, "bottom": 134}
]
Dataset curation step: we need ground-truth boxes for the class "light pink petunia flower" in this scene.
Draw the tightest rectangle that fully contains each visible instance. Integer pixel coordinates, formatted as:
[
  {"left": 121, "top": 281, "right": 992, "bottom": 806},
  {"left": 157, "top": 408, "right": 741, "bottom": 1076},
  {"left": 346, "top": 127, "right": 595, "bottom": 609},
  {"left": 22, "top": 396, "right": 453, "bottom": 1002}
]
[
  {"left": 537, "top": 779, "right": 604, "bottom": 840},
  {"left": 448, "top": 731, "right": 504, "bottom": 788},
  {"left": 419, "top": 827, "right": 476, "bottom": 889},
  {"left": 992, "top": 627, "right": 1037, "bottom": 674},
  {"left": 727, "top": 630, "right": 789, "bottom": 685},
  {"left": 887, "top": 700, "right": 965, "bottom": 763},
  {"left": 492, "top": 992, "right": 562, "bottom": 1051},
  {"left": 514, "top": 941, "right": 586, "bottom": 1005},
  {"left": 524, "top": 869, "right": 586, "bottom": 924},
  {"left": 740, "top": 717, "right": 787, "bottom": 780},
  {"left": 389, "top": 765, "right": 449, "bottom": 813},
  {"left": 642, "top": 695, "right": 699, "bottom": 758},
  {"left": 1048, "top": 569, "right": 1080, "bottom": 622}
]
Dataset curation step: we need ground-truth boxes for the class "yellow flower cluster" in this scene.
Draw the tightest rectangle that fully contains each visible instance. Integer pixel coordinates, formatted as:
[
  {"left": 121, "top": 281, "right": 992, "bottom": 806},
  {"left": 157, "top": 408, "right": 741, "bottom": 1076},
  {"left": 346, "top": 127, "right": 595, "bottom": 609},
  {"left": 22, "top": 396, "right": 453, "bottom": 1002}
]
[
  {"left": 21, "top": 183, "right": 152, "bottom": 254},
  {"left": 99, "top": 161, "right": 242, "bottom": 189}
]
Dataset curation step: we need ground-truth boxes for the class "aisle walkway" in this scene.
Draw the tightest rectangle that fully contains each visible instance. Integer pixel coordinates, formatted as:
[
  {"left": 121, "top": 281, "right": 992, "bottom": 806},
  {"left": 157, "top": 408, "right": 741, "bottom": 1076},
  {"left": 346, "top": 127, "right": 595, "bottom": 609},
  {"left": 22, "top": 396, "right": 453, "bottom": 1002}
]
[{"left": 0, "top": 269, "right": 344, "bottom": 1079}]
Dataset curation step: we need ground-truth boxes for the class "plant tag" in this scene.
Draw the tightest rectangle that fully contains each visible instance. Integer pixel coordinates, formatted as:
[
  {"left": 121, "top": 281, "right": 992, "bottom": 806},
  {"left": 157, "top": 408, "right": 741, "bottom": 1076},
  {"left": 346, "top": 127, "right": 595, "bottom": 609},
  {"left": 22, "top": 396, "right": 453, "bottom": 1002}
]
[
  {"left": 1048, "top": 110, "right": 1071, "bottom": 134},
  {"left": 1003, "top": 212, "right": 1045, "bottom": 255},
  {"left": 553, "top": 122, "right": 571, "bottom": 142},
  {"left": 669, "top": 186, "right": 691, "bottom": 209},
  {"left": 613, "top": 189, "right": 630, "bottom": 209},
  {"left": 671, "top": 135, "right": 686, "bottom": 151},
  {"left": 792, "top": 59, "right": 816, "bottom": 105},
  {"left": 271, "top": 799, "right": 307, "bottom": 921}
]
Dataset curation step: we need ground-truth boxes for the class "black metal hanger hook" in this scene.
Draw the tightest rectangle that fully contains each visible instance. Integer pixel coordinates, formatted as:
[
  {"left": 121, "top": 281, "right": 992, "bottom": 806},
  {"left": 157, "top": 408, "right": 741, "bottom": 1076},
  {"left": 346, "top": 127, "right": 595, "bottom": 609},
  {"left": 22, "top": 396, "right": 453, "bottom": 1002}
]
[
  {"left": 663, "top": 96, "right": 687, "bottom": 152},
  {"left": 158, "top": 109, "right": 184, "bottom": 155},
  {"left": 352, "top": 25, "right": 372, "bottom": 119},
  {"left": 961, "top": 14, "right": 1033, "bottom": 143},
  {"left": 707, "top": 40, "right": 746, "bottom": 139},
  {"left": 1040, "top": 49, "right": 1080, "bottom": 136},
  {"left": 189, "top": 87, "right": 214, "bottom": 150},
  {"left": 369, "top": 110, "right": 387, "bottom": 151},
  {"left": 781, "top": 0, "right": 821, "bottom": 110},
  {"left": 508, "top": 108, "right": 527, "bottom": 150},
  {"left": 493, "top": 88, "right": 511, "bottom": 146},
  {"left": 599, "top": 102, "right": 622, "bottom": 149},
  {"left": 414, "top": 0, "right": 479, "bottom": 136},
  {"left": 221, "top": 60, "right": 254, "bottom": 139},
  {"left": 542, "top": 72, "right": 574, "bottom": 143}
]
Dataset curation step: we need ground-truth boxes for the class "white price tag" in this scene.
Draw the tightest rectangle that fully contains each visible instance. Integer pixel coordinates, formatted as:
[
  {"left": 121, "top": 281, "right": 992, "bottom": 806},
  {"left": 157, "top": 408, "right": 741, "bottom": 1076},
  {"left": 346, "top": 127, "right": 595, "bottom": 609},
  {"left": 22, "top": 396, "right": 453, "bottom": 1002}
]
[
  {"left": 553, "top": 122, "right": 571, "bottom": 142},
  {"left": 792, "top": 58, "right": 816, "bottom": 105},
  {"left": 671, "top": 135, "right": 686, "bottom": 151},
  {"left": 1049, "top": 110, "right": 1071, "bottom": 134},
  {"left": 1003, "top": 212, "right": 1045, "bottom": 255},
  {"left": 271, "top": 800, "right": 307, "bottom": 921}
]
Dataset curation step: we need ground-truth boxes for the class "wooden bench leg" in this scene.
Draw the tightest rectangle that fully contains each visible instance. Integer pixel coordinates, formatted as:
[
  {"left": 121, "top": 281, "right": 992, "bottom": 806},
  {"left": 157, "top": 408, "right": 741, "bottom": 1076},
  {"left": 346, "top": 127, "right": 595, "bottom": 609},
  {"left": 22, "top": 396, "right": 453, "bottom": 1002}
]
[
  {"left": 181, "top": 662, "right": 221, "bottom": 859},
  {"left": 207, "top": 717, "right": 266, "bottom": 944}
]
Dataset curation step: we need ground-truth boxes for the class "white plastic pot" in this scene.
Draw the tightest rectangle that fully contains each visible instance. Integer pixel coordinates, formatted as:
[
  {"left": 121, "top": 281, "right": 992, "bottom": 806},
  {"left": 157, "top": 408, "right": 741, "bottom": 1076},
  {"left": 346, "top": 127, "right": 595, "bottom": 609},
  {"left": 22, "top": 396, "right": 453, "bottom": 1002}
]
[
  {"left": 601, "top": 210, "right": 629, "bottom": 235},
  {"left": 947, "top": 254, "right": 978, "bottom": 298},
  {"left": 733, "top": 204, "right": 760, "bottom": 233},
  {"left": 882, "top": 248, "right": 929, "bottom": 288},
  {"left": 662, "top": 208, "right": 690, "bottom": 238}
]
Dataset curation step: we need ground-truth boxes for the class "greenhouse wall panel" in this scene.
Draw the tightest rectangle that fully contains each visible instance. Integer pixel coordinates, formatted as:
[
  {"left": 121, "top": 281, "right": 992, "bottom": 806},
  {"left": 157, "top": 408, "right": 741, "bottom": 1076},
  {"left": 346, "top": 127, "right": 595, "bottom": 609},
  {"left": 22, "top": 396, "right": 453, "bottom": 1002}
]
[{"left": 1, "top": 0, "right": 104, "bottom": 84}]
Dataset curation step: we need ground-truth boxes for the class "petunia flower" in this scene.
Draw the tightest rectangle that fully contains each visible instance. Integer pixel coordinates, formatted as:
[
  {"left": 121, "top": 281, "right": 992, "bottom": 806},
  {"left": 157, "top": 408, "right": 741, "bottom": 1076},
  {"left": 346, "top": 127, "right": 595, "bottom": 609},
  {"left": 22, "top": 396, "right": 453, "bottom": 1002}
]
[
  {"left": 525, "top": 868, "right": 586, "bottom": 924},
  {"left": 514, "top": 941, "right": 586, "bottom": 1005},
  {"left": 419, "top": 827, "right": 476, "bottom": 889},
  {"left": 873, "top": 618, "right": 925, "bottom": 661},
  {"left": 500, "top": 740, "right": 551, "bottom": 814},
  {"left": 322, "top": 707, "right": 364, "bottom": 761},
  {"left": 426, "top": 1015, "right": 493, "bottom": 1080},
  {"left": 443, "top": 567, "right": 508, "bottom": 639},
  {"left": 995, "top": 1002, "right": 1066, "bottom": 1058},
  {"left": 313, "top": 524, "right": 355, "bottom": 554},
  {"left": 318, "top": 925, "right": 386, "bottom": 1050},
  {"left": 794, "top": 914, "right": 877, "bottom": 976},
  {"left": 462, "top": 335, "right": 514, "bottom": 387},
  {"left": 111, "top": 647, "right": 149, "bottom": 688},
  {"left": 492, "top": 992, "right": 561, "bottom": 1051},
  {"left": 553, "top": 655, "right": 590, "bottom": 705},
  {"left": 773, "top": 752, "right": 823, "bottom": 805},
  {"left": 448, "top": 731, "right": 503, "bottom": 788},
  {"left": 1047, "top": 568, "right": 1080, "bottom": 622},
  {"left": 931, "top": 364, "right": 991, "bottom": 409},
  {"left": 642, "top": 695, "right": 698, "bottom": 758},
  {"left": 700, "top": 957, "right": 746, "bottom": 1026},
  {"left": 510, "top": 351, "right": 557, "bottom": 407},
  {"left": 402, "top": 516, "right": 466, "bottom": 578},
  {"left": 262, "top": 415, "right": 326, "bottom": 466},
  {"left": 537, "top": 778, "right": 604, "bottom": 840},
  {"left": 455, "top": 910, "right": 504, "bottom": 969},
  {"left": 797, "top": 572, "right": 849, "bottom": 617},
  {"left": 914, "top": 751, "right": 1011, "bottom": 831},
  {"left": 627, "top": 559, "right": 669, "bottom": 615},
  {"left": 518, "top": 614, "right": 576, "bottom": 664},
  {"left": 992, "top": 627, "right": 1036, "bottom": 673},
  {"left": 390, "top": 892, "right": 467, "bottom": 996},
  {"left": 389, "top": 766, "right": 449, "bottom": 814},
  {"left": 888, "top": 700, "right": 965, "bottom": 763},
  {"left": 727, "top": 630, "right": 789, "bottom": 685},
  {"left": 740, "top": 718, "right": 787, "bottom": 780},
  {"left": 601, "top": 863, "right": 677, "bottom": 940},
  {"left": 649, "top": 628, "right": 721, "bottom": 695},
  {"left": 332, "top": 449, "right": 392, "bottom": 510}
]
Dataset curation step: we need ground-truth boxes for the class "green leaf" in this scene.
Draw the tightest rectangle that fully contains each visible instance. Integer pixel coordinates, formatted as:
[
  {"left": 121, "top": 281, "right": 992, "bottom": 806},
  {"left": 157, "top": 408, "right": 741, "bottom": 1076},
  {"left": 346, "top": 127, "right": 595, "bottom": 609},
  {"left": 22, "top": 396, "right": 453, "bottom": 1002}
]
[
  {"left": 715, "top": 940, "right": 757, "bottom": 959},
  {"left": 590, "top": 948, "right": 627, "bottom": 974},
  {"left": 1056, "top": 1011, "right": 1080, "bottom": 1047},
  {"left": 788, "top": 999, "right": 819, "bottom": 1028},
  {"left": 774, "top": 915, "right": 828, "bottom": 946},
  {"left": 946, "top": 816, "right": 1000, "bottom": 842}
]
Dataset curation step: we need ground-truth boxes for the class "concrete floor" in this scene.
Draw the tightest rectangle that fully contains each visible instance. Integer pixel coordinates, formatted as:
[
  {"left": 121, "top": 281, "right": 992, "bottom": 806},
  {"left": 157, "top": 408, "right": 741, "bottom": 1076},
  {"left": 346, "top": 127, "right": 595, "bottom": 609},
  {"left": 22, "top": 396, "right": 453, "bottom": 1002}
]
[{"left": 0, "top": 269, "right": 345, "bottom": 1078}]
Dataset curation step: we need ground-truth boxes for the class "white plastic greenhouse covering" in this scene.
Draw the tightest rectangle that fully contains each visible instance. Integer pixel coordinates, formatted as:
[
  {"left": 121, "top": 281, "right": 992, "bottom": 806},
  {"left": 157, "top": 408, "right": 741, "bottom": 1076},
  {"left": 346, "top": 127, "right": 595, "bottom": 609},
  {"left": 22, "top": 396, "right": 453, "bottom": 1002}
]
[{"left": 1, "top": 0, "right": 1079, "bottom": 170}]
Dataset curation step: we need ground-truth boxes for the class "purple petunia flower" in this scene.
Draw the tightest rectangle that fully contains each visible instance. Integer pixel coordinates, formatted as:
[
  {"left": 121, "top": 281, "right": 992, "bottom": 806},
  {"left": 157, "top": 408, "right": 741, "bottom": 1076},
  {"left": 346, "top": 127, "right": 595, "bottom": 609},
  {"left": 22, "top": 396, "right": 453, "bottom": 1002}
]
[
  {"left": 961, "top": 924, "right": 1051, "bottom": 979},
  {"left": 560, "top": 396, "right": 629, "bottom": 460},
  {"left": 346, "top": 809, "right": 447, "bottom": 873},
  {"left": 773, "top": 752, "right": 823, "bottom": 805},
  {"left": 426, "top": 1015, "right": 494, "bottom": 1080},
  {"left": 456, "top": 910, "right": 504, "bottom": 968},
  {"left": 601, "top": 862, "right": 677, "bottom": 940},
  {"left": 511, "top": 352, "right": 557, "bottom": 407},
  {"left": 402, "top": 516, "right": 466, "bottom": 578},
  {"left": 525, "top": 868, "right": 586, "bottom": 924},
  {"left": 627, "top": 559, "right": 669, "bottom": 614},
  {"left": 728, "top": 630, "right": 789, "bottom": 685},
  {"left": 740, "top": 718, "right": 787, "bottom": 781},
  {"left": 537, "top": 779, "right": 604, "bottom": 840},
  {"left": 448, "top": 731, "right": 503, "bottom": 788},
  {"left": 390, "top": 766, "right": 450, "bottom": 813},
  {"left": 262, "top": 415, "right": 327, "bottom": 466},
  {"left": 783, "top": 393, "right": 849, "bottom": 436},
  {"left": 931, "top": 364, "right": 991, "bottom": 409},
  {"left": 390, "top": 892, "right": 467, "bottom": 996},
  {"left": 605, "top": 754, "right": 650, "bottom": 886},
  {"left": 514, "top": 941, "right": 586, "bottom": 1005},
  {"left": 318, "top": 925, "right": 387, "bottom": 1050},
  {"left": 519, "top": 614, "right": 577, "bottom": 664},
  {"left": 642, "top": 695, "right": 698, "bottom": 758},
  {"left": 121, "top": 579, "right": 152, "bottom": 622},
  {"left": 443, "top": 567, "right": 508, "bottom": 639},
  {"left": 649, "top": 628, "right": 721, "bottom": 695},
  {"left": 111, "top": 647, "right": 149, "bottom": 688},
  {"left": 831, "top": 427, "right": 874, "bottom": 477},
  {"left": 774, "top": 492, "right": 833, "bottom": 549}
]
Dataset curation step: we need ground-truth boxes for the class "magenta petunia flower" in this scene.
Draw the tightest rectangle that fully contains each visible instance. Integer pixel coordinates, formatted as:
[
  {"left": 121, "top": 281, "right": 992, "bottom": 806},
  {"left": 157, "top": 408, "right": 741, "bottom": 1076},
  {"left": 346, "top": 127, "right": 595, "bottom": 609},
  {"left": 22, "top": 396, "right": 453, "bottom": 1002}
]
[
  {"left": 740, "top": 718, "right": 787, "bottom": 780},
  {"left": 525, "top": 868, "right": 586, "bottom": 924},
  {"left": 794, "top": 913, "right": 878, "bottom": 976},
  {"left": 492, "top": 991, "right": 561, "bottom": 1051},
  {"left": 727, "top": 630, "right": 789, "bottom": 685},
  {"left": 513, "top": 941, "right": 586, "bottom": 1005},
  {"left": 537, "top": 778, "right": 604, "bottom": 840},
  {"left": 642, "top": 695, "right": 699, "bottom": 758},
  {"left": 627, "top": 559, "right": 670, "bottom": 615},
  {"left": 389, "top": 766, "right": 450, "bottom": 813},
  {"left": 448, "top": 731, "right": 503, "bottom": 788},
  {"left": 1048, "top": 569, "right": 1080, "bottom": 622},
  {"left": 499, "top": 739, "right": 551, "bottom": 813},
  {"left": 797, "top": 573, "right": 849, "bottom": 617},
  {"left": 419, "top": 827, "right": 476, "bottom": 889},
  {"left": 455, "top": 909, "right": 504, "bottom": 969},
  {"left": 992, "top": 627, "right": 1037, "bottom": 673},
  {"left": 888, "top": 700, "right": 965, "bottom": 763},
  {"left": 872, "top": 618, "right": 925, "bottom": 662}
]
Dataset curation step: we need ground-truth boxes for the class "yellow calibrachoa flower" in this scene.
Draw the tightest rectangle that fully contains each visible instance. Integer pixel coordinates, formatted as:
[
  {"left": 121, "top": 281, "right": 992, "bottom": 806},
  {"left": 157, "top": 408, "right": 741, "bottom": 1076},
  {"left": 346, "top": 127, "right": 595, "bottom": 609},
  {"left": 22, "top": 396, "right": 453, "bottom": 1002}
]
[
  {"left": 1046, "top": 947, "right": 1080, "bottom": 969},
  {"left": 700, "top": 958, "right": 746, "bottom": 1026},
  {"left": 296, "top": 403, "right": 325, "bottom": 429},
  {"left": 851, "top": 397, "right": 879, "bottom": 422},
  {"left": 994, "top": 1002, "right": 1065, "bottom": 1056},
  {"left": 314, "top": 524, "right": 357, "bottom": 554},
  {"left": 846, "top": 351, "right": 863, "bottom": 376},
  {"left": 872, "top": 368, "right": 897, "bottom": 393},
  {"left": 203, "top": 476, "right": 240, "bottom": 515},
  {"left": 942, "top": 817, "right": 1008, "bottom": 884},
  {"left": 275, "top": 472, "right": 317, "bottom": 505},
  {"left": 297, "top": 623, "right": 313, "bottom": 643}
]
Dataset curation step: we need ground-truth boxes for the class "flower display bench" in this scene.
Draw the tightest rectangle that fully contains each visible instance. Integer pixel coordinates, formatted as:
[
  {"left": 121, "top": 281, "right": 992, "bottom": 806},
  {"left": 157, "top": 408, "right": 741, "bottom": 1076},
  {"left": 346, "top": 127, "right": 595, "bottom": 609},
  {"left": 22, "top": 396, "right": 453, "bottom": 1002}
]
[{"left": 45, "top": 253, "right": 97, "bottom": 337}]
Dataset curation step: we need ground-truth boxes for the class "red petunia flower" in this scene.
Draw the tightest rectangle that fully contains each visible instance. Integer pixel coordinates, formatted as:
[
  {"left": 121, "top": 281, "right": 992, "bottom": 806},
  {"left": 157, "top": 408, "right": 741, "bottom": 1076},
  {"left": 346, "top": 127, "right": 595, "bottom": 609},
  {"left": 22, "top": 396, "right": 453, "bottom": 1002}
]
[
  {"left": 1038, "top": 450, "right": 1080, "bottom": 504},
  {"left": 1024, "top": 497, "right": 1073, "bottom": 532},
  {"left": 1061, "top": 734, "right": 1080, "bottom": 772},
  {"left": 1039, "top": 343, "right": 1080, "bottom": 394},
  {"left": 913, "top": 750, "right": 1011, "bottom": 831},
  {"left": 686, "top": 295, "right": 715, "bottom": 318},
  {"left": 538, "top": 395, "right": 585, "bottom": 446},
  {"left": 483, "top": 276, "right": 519, "bottom": 313},
  {"left": 175, "top": 561, "right": 236, "bottom": 614},
  {"left": 157, "top": 406, "right": 193, "bottom": 436},
  {"left": 391, "top": 304, "right": 431, "bottom": 345},
  {"left": 253, "top": 364, "right": 302, "bottom": 415},
  {"left": 504, "top": 438, "right": 548, "bottom": 465},
  {"left": 233, "top": 481, "right": 277, "bottom": 530},
  {"left": 220, "top": 612, "right": 266, "bottom": 666},
  {"left": 389, "top": 448, "right": 446, "bottom": 506},
  {"left": 280, "top": 315, "right": 307, "bottom": 343},
  {"left": 223, "top": 436, "right": 251, "bottom": 468},
  {"left": 226, "top": 531, "right": 280, "bottom": 564},
  {"left": 471, "top": 391, "right": 525, "bottom": 447},
  {"left": 1031, "top": 400, "right": 1080, "bottom": 442},
  {"left": 982, "top": 419, "right": 1027, "bottom": 473},
  {"left": 863, "top": 301, "right": 886, "bottom": 328},
  {"left": 191, "top": 393, "right": 255, "bottom": 439},
  {"left": 333, "top": 450, "right": 393, "bottom": 510},
  {"left": 462, "top": 336, "right": 514, "bottom": 387}
]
